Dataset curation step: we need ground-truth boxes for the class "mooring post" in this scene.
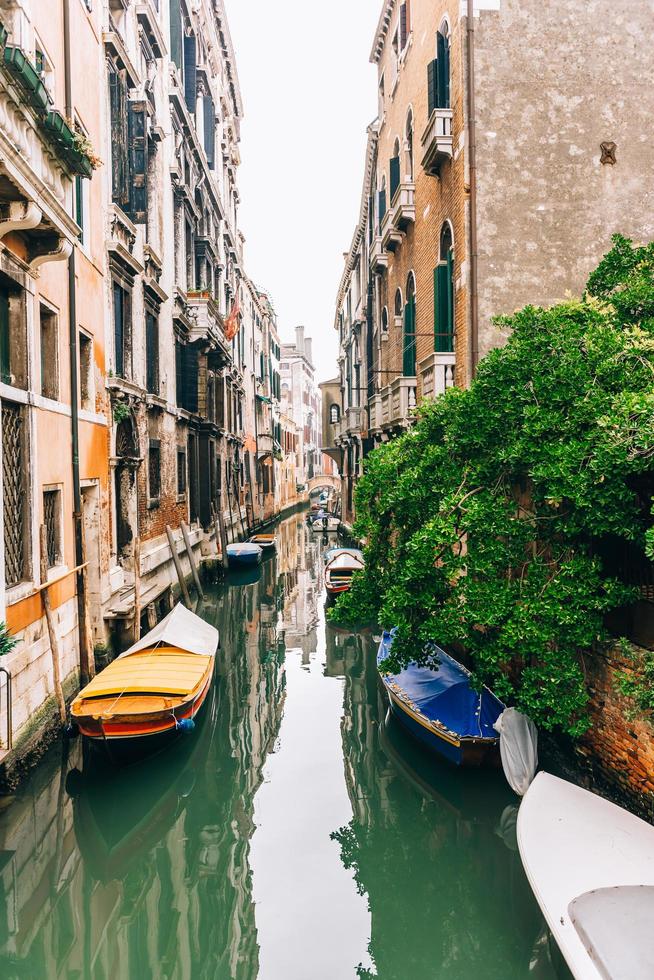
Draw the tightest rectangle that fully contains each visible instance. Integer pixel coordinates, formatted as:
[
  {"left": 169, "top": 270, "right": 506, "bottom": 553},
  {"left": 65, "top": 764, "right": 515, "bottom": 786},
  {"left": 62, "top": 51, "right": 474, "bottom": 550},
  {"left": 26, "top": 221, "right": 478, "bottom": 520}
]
[
  {"left": 165, "top": 525, "right": 192, "bottom": 608},
  {"left": 181, "top": 521, "right": 204, "bottom": 600}
]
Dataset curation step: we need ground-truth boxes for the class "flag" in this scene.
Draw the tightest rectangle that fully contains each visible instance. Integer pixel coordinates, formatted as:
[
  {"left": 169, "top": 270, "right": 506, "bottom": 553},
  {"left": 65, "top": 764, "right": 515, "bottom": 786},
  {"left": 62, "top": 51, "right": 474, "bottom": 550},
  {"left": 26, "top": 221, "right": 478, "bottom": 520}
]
[{"left": 224, "top": 293, "right": 241, "bottom": 342}]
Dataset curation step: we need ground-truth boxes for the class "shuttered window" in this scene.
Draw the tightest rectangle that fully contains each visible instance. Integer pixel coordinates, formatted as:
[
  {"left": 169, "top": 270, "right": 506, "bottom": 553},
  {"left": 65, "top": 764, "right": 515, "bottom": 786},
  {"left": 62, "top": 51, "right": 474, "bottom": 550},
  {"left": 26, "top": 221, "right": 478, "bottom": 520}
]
[
  {"left": 183, "top": 34, "right": 197, "bottom": 112},
  {"left": 378, "top": 188, "right": 386, "bottom": 228},
  {"left": 427, "top": 59, "right": 438, "bottom": 116},
  {"left": 169, "top": 0, "right": 184, "bottom": 71},
  {"left": 434, "top": 252, "right": 454, "bottom": 352},
  {"left": 400, "top": 2, "right": 410, "bottom": 48},
  {"left": 389, "top": 155, "right": 400, "bottom": 201},
  {"left": 146, "top": 311, "right": 159, "bottom": 394},
  {"left": 113, "top": 282, "right": 126, "bottom": 378},
  {"left": 128, "top": 100, "right": 148, "bottom": 223},
  {"left": 109, "top": 68, "right": 129, "bottom": 207},
  {"left": 403, "top": 296, "right": 416, "bottom": 377},
  {"left": 0, "top": 287, "right": 10, "bottom": 385},
  {"left": 203, "top": 94, "right": 215, "bottom": 167}
]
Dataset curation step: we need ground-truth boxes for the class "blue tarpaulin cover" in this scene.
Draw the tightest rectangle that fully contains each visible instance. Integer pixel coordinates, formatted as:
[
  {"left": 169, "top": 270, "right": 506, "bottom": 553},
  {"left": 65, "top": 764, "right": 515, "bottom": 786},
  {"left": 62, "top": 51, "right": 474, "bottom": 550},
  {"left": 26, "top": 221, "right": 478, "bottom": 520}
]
[{"left": 378, "top": 630, "right": 504, "bottom": 739}]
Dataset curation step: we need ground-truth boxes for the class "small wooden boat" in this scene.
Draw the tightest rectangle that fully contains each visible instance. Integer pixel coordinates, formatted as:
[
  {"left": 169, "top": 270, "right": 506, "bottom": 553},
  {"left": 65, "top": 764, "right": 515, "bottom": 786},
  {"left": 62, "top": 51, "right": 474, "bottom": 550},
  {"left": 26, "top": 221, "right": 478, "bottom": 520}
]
[
  {"left": 311, "top": 512, "right": 341, "bottom": 532},
  {"left": 248, "top": 533, "right": 276, "bottom": 552},
  {"left": 518, "top": 772, "right": 654, "bottom": 979},
  {"left": 324, "top": 548, "right": 364, "bottom": 595},
  {"left": 226, "top": 542, "right": 263, "bottom": 567},
  {"left": 70, "top": 604, "right": 219, "bottom": 763},
  {"left": 377, "top": 630, "right": 504, "bottom": 767}
]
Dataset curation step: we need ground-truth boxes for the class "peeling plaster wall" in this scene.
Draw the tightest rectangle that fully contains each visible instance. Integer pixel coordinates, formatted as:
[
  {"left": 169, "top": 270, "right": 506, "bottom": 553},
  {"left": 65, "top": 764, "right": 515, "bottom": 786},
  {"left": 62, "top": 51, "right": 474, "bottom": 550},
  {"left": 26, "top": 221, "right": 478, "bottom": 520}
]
[{"left": 473, "top": 0, "right": 654, "bottom": 357}]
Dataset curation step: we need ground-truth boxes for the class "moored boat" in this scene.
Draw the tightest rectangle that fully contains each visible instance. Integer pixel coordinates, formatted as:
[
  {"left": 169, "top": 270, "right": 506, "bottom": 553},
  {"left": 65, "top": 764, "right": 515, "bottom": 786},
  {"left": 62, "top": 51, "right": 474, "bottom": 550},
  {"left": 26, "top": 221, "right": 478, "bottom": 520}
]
[
  {"left": 311, "top": 512, "right": 341, "bottom": 532},
  {"left": 70, "top": 604, "right": 219, "bottom": 763},
  {"left": 248, "top": 533, "right": 276, "bottom": 552},
  {"left": 517, "top": 771, "right": 654, "bottom": 980},
  {"left": 377, "top": 630, "right": 504, "bottom": 767},
  {"left": 324, "top": 548, "right": 364, "bottom": 595},
  {"left": 226, "top": 542, "right": 263, "bottom": 567}
]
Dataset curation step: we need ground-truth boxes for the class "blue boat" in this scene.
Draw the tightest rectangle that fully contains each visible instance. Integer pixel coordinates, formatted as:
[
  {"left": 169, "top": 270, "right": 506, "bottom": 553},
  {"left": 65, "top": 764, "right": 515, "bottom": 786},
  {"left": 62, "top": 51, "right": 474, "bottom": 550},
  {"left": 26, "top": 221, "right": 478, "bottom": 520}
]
[
  {"left": 377, "top": 630, "right": 505, "bottom": 767},
  {"left": 226, "top": 543, "right": 263, "bottom": 568}
]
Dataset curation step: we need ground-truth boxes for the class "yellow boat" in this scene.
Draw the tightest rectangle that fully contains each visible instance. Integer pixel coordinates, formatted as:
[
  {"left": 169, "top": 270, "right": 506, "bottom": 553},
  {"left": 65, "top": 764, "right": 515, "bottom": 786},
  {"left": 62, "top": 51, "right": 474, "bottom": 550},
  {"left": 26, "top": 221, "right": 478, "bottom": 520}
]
[
  {"left": 248, "top": 532, "right": 276, "bottom": 551},
  {"left": 70, "top": 604, "right": 219, "bottom": 763}
]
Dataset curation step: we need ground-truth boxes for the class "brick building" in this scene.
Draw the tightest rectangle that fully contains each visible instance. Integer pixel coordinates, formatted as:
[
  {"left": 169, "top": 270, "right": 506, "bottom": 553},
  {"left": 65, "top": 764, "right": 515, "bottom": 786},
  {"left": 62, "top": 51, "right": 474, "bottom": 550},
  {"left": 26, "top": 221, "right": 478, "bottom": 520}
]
[{"left": 327, "top": 0, "right": 654, "bottom": 521}]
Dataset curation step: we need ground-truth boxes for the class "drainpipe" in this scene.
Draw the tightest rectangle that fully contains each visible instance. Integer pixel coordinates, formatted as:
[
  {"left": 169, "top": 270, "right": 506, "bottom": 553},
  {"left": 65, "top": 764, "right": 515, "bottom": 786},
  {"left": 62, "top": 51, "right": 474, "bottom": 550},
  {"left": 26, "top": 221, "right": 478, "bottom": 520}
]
[
  {"left": 466, "top": 0, "right": 480, "bottom": 377},
  {"left": 64, "top": 0, "right": 92, "bottom": 686}
]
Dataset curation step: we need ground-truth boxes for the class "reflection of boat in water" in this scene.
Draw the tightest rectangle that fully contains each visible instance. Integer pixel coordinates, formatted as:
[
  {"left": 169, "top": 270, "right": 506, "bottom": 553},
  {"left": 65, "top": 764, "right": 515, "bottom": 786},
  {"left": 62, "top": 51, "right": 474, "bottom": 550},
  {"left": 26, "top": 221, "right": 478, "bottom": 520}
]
[
  {"left": 379, "top": 707, "right": 514, "bottom": 824},
  {"left": 310, "top": 513, "right": 340, "bottom": 532},
  {"left": 225, "top": 563, "right": 263, "bottom": 587},
  {"left": 68, "top": 684, "right": 217, "bottom": 882},
  {"left": 377, "top": 630, "right": 504, "bottom": 767},
  {"left": 70, "top": 605, "right": 219, "bottom": 763}
]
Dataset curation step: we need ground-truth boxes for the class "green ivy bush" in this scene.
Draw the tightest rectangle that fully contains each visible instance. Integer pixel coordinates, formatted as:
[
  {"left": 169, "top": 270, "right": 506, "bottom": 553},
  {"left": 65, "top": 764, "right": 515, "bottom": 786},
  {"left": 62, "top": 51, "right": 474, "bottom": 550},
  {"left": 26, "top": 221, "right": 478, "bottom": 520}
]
[{"left": 331, "top": 236, "right": 654, "bottom": 737}]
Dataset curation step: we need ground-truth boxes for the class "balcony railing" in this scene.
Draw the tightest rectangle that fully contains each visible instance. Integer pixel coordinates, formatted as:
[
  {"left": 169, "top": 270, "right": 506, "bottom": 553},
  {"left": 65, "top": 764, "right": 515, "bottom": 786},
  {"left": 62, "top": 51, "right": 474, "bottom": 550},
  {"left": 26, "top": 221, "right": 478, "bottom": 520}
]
[
  {"left": 370, "top": 235, "right": 388, "bottom": 272},
  {"left": 345, "top": 406, "right": 366, "bottom": 435},
  {"left": 373, "top": 377, "right": 417, "bottom": 433},
  {"left": 382, "top": 182, "right": 415, "bottom": 252},
  {"left": 369, "top": 393, "right": 382, "bottom": 433},
  {"left": 421, "top": 109, "right": 453, "bottom": 176},
  {"left": 419, "top": 351, "right": 455, "bottom": 400},
  {"left": 257, "top": 432, "right": 274, "bottom": 455}
]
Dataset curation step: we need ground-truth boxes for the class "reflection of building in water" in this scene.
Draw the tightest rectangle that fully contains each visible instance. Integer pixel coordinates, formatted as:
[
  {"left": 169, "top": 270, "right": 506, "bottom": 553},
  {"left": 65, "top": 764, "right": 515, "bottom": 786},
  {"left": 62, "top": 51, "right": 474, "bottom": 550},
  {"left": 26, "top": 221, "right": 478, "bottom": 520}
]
[
  {"left": 0, "top": 562, "right": 286, "bottom": 979},
  {"left": 329, "top": 630, "right": 550, "bottom": 980},
  {"left": 278, "top": 519, "right": 322, "bottom": 660}
]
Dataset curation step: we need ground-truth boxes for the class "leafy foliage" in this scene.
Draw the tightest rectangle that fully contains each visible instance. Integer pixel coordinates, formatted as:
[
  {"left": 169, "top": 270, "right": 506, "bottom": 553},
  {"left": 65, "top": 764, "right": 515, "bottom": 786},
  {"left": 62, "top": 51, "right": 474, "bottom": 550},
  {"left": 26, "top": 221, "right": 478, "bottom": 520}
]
[
  {"left": 0, "top": 622, "right": 16, "bottom": 657},
  {"left": 332, "top": 237, "right": 654, "bottom": 736},
  {"left": 615, "top": 637, "right": 654, "bottom": 719}
]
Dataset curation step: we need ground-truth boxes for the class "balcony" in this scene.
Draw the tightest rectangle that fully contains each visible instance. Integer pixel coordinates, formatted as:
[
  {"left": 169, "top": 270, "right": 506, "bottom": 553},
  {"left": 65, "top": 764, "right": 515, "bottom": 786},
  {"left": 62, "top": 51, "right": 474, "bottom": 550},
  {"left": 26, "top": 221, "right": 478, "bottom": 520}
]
[
  {"left": 187, "top": 290, "right": 229, "bottom": 355},
  {"left": 345, "top": 406, "right": 366, "bottom": 436},
  {"left": 421, "top": 109, "right": 453, "bottom": 176},
  {"left": 257, "top": 432, "right": 274, "bottom": 455},
  {"left": 419, "top": 351, "right": 455, "bottom": 400},
  {"left": 381, "top": 182, "right": 415, "bottom": 253},
  {"left": 374, "top": 377, "right": 417, "bottom": 433},
  {"left": 136, "top": 2, "right": 166, "bottom": 58},
  {"left": 370, "top": 235, "right": 388, "bottom": 273},
  {"left": 369, "top": 393, "right": 382, "bottom": 434}
]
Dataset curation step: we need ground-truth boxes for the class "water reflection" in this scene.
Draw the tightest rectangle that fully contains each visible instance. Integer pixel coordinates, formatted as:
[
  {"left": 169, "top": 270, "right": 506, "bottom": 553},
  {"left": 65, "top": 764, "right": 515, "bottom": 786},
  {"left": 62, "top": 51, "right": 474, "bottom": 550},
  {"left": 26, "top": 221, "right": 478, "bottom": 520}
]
[{"left": 0, "top": 512, "right": 558, "bottom": 979}]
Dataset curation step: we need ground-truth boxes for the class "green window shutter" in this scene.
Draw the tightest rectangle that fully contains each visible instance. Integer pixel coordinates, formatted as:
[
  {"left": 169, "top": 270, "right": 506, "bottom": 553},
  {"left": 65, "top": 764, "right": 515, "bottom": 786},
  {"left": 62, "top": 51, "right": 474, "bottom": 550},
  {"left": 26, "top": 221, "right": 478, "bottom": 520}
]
[
  {"left": 435, "top": 258, "right": 454, "bottom": 352},
  {"left": 389, "top": 155, "right": 400, "bottom": 201},
  {"left": 113, "top": 282, "right": 124, "bottom": 378},
  {"left": 128, "top": 100, "right": 148, "bottom": 223},
  {"left": 436, "top": 32, "right": 450, "bottom": 109},
  {"left": 378, "top": 188, "right": 386, "bottom": 227},
  {"left": 109, "top": 68, "right": 129, "bottom": 207},
  {"left": 427, "top": 59, "right": 438, "bottom": 116},
  {"left": 399, "top": 3, "right": 408, "bottom": 48},
  {"left": 0, "top": 286, "right": 10, "bottom": 383},
  {"left": 368, "top": 195, "right": 374, "bottom": 244},
  {"left": 169, "top": 0, "right": 183, "bottom": 71},
  {"left": 203, "top": 94, "right": 215, "bottom": 167},
  {"left": 403, "top": 297, "right": 416, "bottom": 376},
  {"left": 184, "top": 34, "right": 197, "bottom": 112}
]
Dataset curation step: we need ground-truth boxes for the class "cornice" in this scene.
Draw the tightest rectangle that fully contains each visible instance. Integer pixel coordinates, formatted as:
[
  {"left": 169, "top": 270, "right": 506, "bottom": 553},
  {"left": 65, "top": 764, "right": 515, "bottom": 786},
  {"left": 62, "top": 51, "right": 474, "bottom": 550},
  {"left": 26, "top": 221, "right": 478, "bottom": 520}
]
[{"left": 370, "top": 0, "right": 397, "bottom": 65}]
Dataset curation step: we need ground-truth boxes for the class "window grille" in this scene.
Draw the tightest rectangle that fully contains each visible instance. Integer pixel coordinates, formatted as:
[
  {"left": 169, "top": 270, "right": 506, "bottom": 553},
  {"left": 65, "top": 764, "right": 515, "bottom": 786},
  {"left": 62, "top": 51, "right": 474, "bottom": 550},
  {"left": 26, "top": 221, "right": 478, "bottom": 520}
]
[
  {"left": 2, "top": 402, "right": 27, "bottom": 586},
  {"left": 43, "top": 489, "right": 60, "bottom": 567}
]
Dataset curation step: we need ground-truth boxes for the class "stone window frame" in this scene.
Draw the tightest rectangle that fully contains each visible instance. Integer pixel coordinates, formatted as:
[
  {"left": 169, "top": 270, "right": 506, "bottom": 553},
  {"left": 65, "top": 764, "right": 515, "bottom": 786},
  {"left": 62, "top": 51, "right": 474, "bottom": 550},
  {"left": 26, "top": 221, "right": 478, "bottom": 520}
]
[
  {"left": 78, "top": 329, "right": 94, "bottom": 413},
  {"left": 42, "top": 483, "right": 64, "bottom": 573},
  {"left": 38, "top": 298, "right": 60, "bottom": 404},
  {"left": 147, "top": 438, "right": 161, "bottom": 508}
]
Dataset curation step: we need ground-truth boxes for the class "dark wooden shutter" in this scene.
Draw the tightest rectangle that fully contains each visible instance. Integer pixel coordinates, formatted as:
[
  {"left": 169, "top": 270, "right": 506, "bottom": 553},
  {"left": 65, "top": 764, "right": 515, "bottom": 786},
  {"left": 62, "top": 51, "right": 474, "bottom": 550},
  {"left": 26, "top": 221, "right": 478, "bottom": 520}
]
[
  {"left": 435, "top": 260, "right": 454, "bottom": 352},
  {"left": 389, "top": 155, "right": 400, "bottom": 201},
  {"left": 182, "top": 344, "right": 198, "bottom": 412},
  {"left": 403, "top": 297, "right": 416, "bottom": 377},
  {"left": 146, "top": 312, "right": 159, "bottom": 394},
  {"left": 203, "top": 94, "right": 215, "bottom": 167},
  {"left": 400, "top": 3, "right": 408, "bottom": 48},
  {"left": 427, "top": 59, "right": 438, "bottom": 116},
  {"left": 0, "top": 287, "right": 9, "bottom": 383},
  {"left": 368, "top": 195, "right": 374, "bottom": 244},
  {"left": 437, "top": 32, "right": 450, "bottom": 109},
  {"left": 169, "top": 0, "right": 183, "bottom": 70},
  {"left": 184, "top": 34, "right": 197, "bottom": 112},
  {"left": 128, "top": 100, "right": 148, "bottom": 223},
  {"left": 113, "top": 282, "right": 124, "bottom": 377},
  {"left": 109, "top": 68, "right": 129, "bottom": 207},
  {"left": 378, "top": 188, "right": 386, "bottom": 227}
]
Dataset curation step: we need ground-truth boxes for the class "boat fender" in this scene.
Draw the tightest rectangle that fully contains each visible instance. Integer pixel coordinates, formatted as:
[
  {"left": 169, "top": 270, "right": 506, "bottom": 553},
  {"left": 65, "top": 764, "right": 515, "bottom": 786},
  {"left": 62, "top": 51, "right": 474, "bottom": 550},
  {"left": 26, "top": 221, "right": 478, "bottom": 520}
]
[
  {"left": 494, "top": 707, "right": 538, "bottom": 796},
  {"left": 177, "top": 717, "right": 196, "bottom": 734},
  {"left": 65, "top": 768, "right": 84, "bottom": 798}
]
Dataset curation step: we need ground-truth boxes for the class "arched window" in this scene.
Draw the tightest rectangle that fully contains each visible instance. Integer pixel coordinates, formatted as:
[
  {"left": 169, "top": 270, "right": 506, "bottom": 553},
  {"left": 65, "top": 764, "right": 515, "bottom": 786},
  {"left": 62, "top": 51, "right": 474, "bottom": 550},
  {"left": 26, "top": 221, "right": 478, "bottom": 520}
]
[
  {"left": 405, "top": 109, "right": 414, "bottom": 180},
  {"left": 394, "top": 287, "right": 403, "bottom": 319},
  {"left": 390, "top": 137, "right": 401, "bottom": 201},
  {"left": 437, "top": 22, "right": 451, "bottom": 110},
  {"left": 381, "top": 306, "right": 389, "bottom": 334},
  {"left": 378, "top": 174, "right": 387, "bottom": 228},
  {"left": 434, "top": 222, "right": 454, "bottom": 352},
  {"left": 403, "top": 272, "right": 416, "bottom": 376},
  {"left": 330, "top": 403, "right": 340, "bottom": 424}
]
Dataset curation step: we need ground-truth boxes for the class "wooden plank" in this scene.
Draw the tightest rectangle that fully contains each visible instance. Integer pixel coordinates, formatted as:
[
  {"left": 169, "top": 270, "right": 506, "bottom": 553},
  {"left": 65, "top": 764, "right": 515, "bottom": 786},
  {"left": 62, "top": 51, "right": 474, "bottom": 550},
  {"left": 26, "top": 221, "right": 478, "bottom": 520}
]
[
  {"left": 181, "top": 521, "right": 204, "bottom": 600},
  {"left": 165, "top": 525, "right": 192, "bottom": 608},
  {"left": 39, "top": 525, "right": 66, "bottom": 724}
]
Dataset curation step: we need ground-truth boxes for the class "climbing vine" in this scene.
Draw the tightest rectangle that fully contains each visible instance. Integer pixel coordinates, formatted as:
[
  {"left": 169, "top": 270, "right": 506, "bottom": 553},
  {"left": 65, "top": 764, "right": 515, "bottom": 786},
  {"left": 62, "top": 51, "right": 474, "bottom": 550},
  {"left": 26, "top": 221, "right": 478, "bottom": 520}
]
[{"left": 332, "top": 237, "right": 654, "bottom": 737}]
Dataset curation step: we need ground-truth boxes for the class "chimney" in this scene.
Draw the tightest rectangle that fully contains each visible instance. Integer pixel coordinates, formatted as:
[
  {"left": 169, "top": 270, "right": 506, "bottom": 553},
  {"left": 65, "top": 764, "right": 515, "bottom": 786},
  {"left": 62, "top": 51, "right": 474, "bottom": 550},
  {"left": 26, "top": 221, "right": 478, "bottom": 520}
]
[
  {"left": 305, "top": 337, "right": 313, "bottom": 366},
  {"left": 295, "top": 325, "right": 305, "bottom": 353}
]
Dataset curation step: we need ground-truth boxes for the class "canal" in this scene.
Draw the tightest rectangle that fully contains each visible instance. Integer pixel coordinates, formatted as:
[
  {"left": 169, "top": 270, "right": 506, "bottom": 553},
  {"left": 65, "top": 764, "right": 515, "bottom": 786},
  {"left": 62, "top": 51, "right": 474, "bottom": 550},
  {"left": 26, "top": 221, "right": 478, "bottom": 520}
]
[{"left": 0, "top": 511, "right": 563, "bottom": 979}]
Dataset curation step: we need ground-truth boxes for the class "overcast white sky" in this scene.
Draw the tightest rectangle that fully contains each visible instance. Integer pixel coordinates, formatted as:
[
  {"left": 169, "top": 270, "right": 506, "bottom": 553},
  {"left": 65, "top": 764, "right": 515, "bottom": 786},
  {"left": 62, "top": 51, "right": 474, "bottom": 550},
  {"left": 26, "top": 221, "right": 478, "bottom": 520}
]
[{"left": 224, "top": 0, "right": 380, "bottom": 382}]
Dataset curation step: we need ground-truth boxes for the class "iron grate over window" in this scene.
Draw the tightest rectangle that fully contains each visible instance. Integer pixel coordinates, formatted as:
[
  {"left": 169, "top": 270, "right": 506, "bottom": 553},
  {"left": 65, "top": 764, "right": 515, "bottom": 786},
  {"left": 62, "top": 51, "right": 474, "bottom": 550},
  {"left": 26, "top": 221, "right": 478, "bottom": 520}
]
[
  {"left": 43, "top": 490, "right": 60, "bottom": 568},
  {"left": 2, "top": 402, "right": 27, "bottom": 587}
]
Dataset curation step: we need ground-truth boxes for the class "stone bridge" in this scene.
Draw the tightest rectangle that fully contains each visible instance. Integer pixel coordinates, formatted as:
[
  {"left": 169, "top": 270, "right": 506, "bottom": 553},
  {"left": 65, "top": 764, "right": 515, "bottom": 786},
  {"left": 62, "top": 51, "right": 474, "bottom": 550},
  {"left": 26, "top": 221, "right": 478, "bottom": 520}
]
[{"left": 307, "top": 474, "right": 341, "bottom": 495}]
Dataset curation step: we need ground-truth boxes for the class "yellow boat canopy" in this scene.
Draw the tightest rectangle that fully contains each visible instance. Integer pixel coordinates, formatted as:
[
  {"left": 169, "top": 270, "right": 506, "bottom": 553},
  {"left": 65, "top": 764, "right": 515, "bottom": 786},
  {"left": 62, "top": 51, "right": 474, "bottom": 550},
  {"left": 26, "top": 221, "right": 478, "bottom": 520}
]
[{"left": 76, "top": 651, "right": 212, "bottom": 699}]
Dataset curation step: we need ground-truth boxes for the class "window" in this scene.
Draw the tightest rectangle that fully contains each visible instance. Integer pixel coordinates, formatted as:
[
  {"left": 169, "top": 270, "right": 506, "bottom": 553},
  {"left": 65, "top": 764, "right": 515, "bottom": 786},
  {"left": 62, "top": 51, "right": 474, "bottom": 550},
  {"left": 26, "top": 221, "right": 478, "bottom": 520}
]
[
  {"left": 43, "top": 488, "right": 62, "bottom": 568},
  {"left": 435, "top": 224, "right": 454, "bottom": 352},
  {"left": 39, "top": 305, "right": 59, "bottom": 401},
  {"left": 148, "top": 439, "right": 161, "bottom": 503},
  {"left": 79, "top": 331, "right": 93, "bottom": 410},
  {"left": 2, "top": 401, "right": 29, "bottom": 586},
  {"left": 390, "top": 140, "right": 401, "bottom": 201},
  {"left": 113, "top": 281, "right": 131, "bottom": 378},
  {"left": 394, "top": 288, "right": 403, "bottom": 320},
  {"left": 403, "top": 273, "right": 416, "bottom": 376},
  {"left": 381, "top": 306, "right": 389, "bottom": 335},
  {"left": 378, "top": 176, "right": 387, "bottom": 231},
  {"left": 183, "top": 34, "right": 197, "bottom": 113},
  {"left": 109, "top": 67, "right": 129, "bottom": 209},
  {"left": 378, "top": 72, "right": 385, "bottom": 118},
  {"left": 146, "top": 310, "right": 159, "bottom": 394},
  {"left": 406, "top": 108, "right": 414, "bottom": 180},
  {"left": 399, "top": 2, "right": 410, "bottom": 50},
  {"left": 203, "top": 94, "right": 215, "bottom": 168},
  {"left": 0, "top": 281, "right": 27, "bottom": 389},
  {"left": 431, "top": 24, "right": 451, "bottom": 113},
  {"left": 329, "top": 403, "right": 340, "bottom": 424},
  {"left": 177, "top": 447, "right": 187, "bottom": 495},
  {"left": 169, "top": 0, "right": 184, "bottom": 72},
  {"left": 34, "top": 38, "right": 54, "bottom": 101}
]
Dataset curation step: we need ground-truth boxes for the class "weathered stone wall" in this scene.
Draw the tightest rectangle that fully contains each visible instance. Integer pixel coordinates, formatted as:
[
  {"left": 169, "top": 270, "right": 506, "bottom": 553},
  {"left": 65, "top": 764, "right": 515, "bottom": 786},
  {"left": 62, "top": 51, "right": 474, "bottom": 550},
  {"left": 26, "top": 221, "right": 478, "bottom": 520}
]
[
  {"left": 473, "top": 0, "right": 654, "bottom": 357},
  {"left": 578, "top": 642, "right": 654, "bottom": 821}
]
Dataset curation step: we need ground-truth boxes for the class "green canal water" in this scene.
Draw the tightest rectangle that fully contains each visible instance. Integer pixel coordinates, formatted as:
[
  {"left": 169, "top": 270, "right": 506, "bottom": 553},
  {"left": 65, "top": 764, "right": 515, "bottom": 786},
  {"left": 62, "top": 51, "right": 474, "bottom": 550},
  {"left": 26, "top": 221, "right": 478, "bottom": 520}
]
[{"left": 0, "top": 511, "right": 566, "bottom": 979}]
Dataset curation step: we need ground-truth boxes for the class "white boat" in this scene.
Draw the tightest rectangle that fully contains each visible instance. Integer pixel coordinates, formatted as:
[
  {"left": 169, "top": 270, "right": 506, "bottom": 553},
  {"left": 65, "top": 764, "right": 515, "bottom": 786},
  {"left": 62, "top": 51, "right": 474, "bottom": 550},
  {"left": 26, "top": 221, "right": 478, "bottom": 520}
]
[
  {"left": 311, "top": 514, "right": 340, "bottom": 532},
  {"left": 324, "top": 548, "right": 364, "bottom": 595},
  {"left": 517, "top": 771, "right": 654, "bottom": 979}
]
